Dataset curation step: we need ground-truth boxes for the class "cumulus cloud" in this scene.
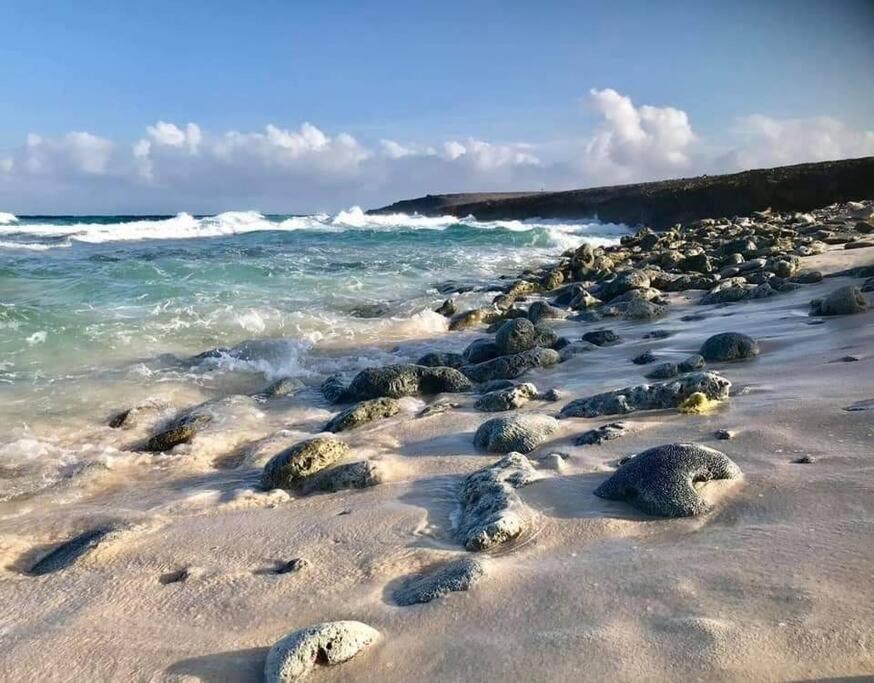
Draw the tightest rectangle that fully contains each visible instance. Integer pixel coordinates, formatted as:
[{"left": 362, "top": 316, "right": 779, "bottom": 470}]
[
  {"left": 0, "top": 89, "right": 871, "bottom": 213},
  {"left": 716, "top": 114, "right": 874, "bottom": 171},
  {"left": 581, "top": 88, "right": 696, "bottom": 183}
]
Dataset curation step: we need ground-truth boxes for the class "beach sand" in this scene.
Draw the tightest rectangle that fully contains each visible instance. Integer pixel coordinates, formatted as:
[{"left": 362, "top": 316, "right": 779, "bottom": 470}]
[{"left": 1, "top": 243, "right": 872, "bottom": 681}]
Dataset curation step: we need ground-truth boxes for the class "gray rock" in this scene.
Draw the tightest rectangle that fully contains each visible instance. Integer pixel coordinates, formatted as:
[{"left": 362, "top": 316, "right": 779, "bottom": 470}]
[
  {"left": 539, "top": 388, "right": 563, "bottom": 402},
  {"left": 527, "top": 301, "right": 566, "bottom": 324},
  {"left": 434, "top": 299, "right": 456, "bottom": 317},
  {"left": 700, "top": 284, "right": 755, "bottom": 305},
  {"left": 810, "top": 285, "right": 868, "bottom": 316},
  {"left": 324, "top": 397, "right": 401, "bottom": 433},
  {"left": 862, "top": 278, "right": 874, "bottom": 293},
  {"left": 700, "top": 332, "right": 759, "bottom": 362},
  {"left": 256, "top": 377, "right": 304, "bottom": 400},
  {"left": 321, "top": 374, "right": 351, "bottom": 403},
  {"left": 449, "top": 307, "right": 501, "bottom": 331},
  {"left": 346, "top": 364, "right": 473, "bottom": 401},
  {"left": 601, "top": 269, "right": 650, "bottom": 300},
  {"left": 456, "top": 453, "right": 540, "bottom": 551},
  {"left": 300, "top": 460, "right": 382, "bottom": 494},
  {"left": 560, "top": 371, "right": 731, "bottom": 418},
  {"left": 494, "top": 318, "right": 556, "bottom": 355},
  {"left": 264, "top": 620, "right": 380, "bottom": 683},
  {"left": 28, "top": 526, "right": 116, "bottom": 576},
  {"left": 582, "top": 329, "right": 621, "bottom": 347},
  {"left": 678, "top": 354, "right": 706, "bottom": 373},
  {"left": 714, "top": 429, "right": 734, "bottom": 440},
  {"left": 393, "top": 557, "right": 486, "bottom": 606},
  {"left": 574, "top": 422, "right": 627, "bottom": 446},
  {"left": 593, "top": 443, "right": 742, "bottom": 517},
  {"left": 474, "top": 383, "right": 539, "bottom": 412},
  {"left": 463, "top": 338, "right": 502, "bottom": 364},
  {"left": 621, "top": 298, "right": 667, "bottom": 320},
  {"left": 109, "top": 397, "right": 169, "bottom": 429},
  {"left": 474, "top": 413, "right": 559, "bottom": 453},
  {"left": 144, "top": 411, "right": 212, "bottom": 452},
  {"left": 632, "top": 350, "right": 657, "bottom": 365},
  {"left": 478, "top": 379, "right": 516, "bottom": 393},
  {"left": 461, "top": 347, "right": 560, "bottom": 383},
  {"left": 645, "top": 362, "right": 678, "bottom": 380},
  {"left": 415, "top": 352, "right": 465, "bottom": 369},
  {"left": 261, "top": 438, "right": 350, "bottom": 489}
]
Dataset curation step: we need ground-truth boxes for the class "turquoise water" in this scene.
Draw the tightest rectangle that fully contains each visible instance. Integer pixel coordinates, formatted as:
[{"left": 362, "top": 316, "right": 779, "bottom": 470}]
[{"left": 0, "top": 208, "right": 625, "bottom": 501}]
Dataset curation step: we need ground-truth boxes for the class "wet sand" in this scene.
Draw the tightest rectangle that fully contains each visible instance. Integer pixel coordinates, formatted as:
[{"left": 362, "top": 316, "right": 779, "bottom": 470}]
[{"left": 1, "top": 244, "right": 873, "bottom": 681}]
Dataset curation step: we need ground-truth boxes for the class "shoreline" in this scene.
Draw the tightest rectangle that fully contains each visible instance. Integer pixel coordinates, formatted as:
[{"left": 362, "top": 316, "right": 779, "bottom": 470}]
[{"left": 1, "top": 199, "right": 873, "bottom": 680}]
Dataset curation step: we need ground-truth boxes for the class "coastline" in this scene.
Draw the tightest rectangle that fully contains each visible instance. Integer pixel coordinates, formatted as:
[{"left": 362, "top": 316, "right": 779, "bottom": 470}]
[{"left": 1, "top": 200, "right": 873, "bottom": 680}]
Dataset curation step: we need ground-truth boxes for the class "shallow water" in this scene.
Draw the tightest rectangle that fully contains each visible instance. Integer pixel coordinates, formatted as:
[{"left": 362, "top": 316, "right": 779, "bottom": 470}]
[{"left": 0, "top": 208, "right": 625, "bottom": 502}]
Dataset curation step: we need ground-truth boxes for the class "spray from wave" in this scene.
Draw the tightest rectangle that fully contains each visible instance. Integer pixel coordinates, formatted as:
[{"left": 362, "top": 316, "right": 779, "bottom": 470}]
[{"left": 0, "top": 207, "right": 626, "bottom": 250}]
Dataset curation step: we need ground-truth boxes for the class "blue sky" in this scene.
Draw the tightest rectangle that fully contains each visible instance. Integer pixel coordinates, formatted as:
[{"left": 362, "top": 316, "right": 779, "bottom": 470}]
[{"left": 0, "top": 0, "right": 872, "bottom": 213}]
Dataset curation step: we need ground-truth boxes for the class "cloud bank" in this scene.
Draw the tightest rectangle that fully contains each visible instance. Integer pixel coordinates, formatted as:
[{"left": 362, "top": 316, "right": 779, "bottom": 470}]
[{"left": 1, "top": 89, "right": 872, "bottom": 213}]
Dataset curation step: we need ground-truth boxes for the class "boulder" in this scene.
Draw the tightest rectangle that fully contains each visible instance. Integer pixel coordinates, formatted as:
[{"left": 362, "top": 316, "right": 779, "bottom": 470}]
[
  {"left": 593, "top": 443, "right": 742, "bottom": 517},
  {"left": 810, "top": 285, "right": 868, "bottom": 316},
  {"left": 474, "top": 383, "right": 539, "bottom": 412},
  {"left": 645, "top": 362, "right": 679, "bottom": 380},
  {"left": 456, "top": 453, "right": 540, "bottom": 551},
  {"left": 574, "top": 422, "right": 627, "bottom": 446},
  {"left": 109, "top": 397, "right": 169, "bottom": 429},
  {"left": 700, "top": 332, "right": 759, "bottom": 362},
  {"left": 560, "top": 371, "right": 731, "bottom": 418},
  {"left": 494, "top": 318, "right": 556, "bottom": 355},
  {"left": 632, "top": 350, "right": 657, "bottom": 365},
  {"left": 463, "top": 338, "right": 502, "bottom": 364},
  {"left": 473, "top": 413, "right": 559, "bottom": 453},
  {"left": 415, "top": 352, "right": 466, "bottom": 369},
  {"left": 527, "top": 300, "right": 566, "bottom": 324},
  {"left": 324, "top": 397, "right": 401, "bottom": 433},
  {"left": 582, "top": 329, "right": 621, "bottom": 347},
  {"left": 601, "top": 269, "right": 650, "bottom": 300},
  {"left": 461, "top": 347, "right": 560, "bottom": 383},
  {"left": 261, "top": 438, "right": 350, "bottom": 489},
  {"left": 449, "top": 307, "right": 500, "bottom": 331},
  {"left": 264, "top": 621, "right": 380, "bottom": 683},
  {"left": 345, "top": 364, "right": 472, "bottom": 401},
  {"left": 144, "top": 411, "right": 212, "bottom": 452},
  {"left": 300, "top": 460, "right": 382, "bottom": 494},
  {"left": 393, "top": 557, "right": 486, "bottom": 606}
]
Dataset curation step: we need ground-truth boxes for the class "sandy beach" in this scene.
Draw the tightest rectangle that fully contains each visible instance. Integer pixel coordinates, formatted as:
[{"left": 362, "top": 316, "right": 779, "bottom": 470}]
[{"left": 1, "top": 199, "right": 872, "bottom": 682}]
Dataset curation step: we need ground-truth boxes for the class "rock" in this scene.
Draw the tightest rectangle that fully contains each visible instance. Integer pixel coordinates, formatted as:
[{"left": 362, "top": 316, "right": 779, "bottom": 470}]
[
  {"left": 461, "top": 347, "right": 560, "bottom": 383},
  {"left": 700, "top": 284, "right": 755, "bottom": 305},
  {"left": 643, "top": 329, "right": 674, "bottom": 340},
  {"left": 264, "top": 620, "right": 380, "bottom": 683},
  {"left": 862, "top": 278, "right": 874, "bottom": 293},
  {"left": 456, "top": 453, "right": 540, "bottom": 551},
  {"left": 681, "top": 253, "right": 714, "bottom": 274},
  {"left": 792, "top": 455, "right": 816, "bottom": 464},
  {"left": 273, "top": 558, "right": 310, "bottom": 575},
  {"left": 539, "top": 388, "right": 563, "bottom": 402},
  {"left": 416, "top": 399, "right": 461, "bottom": 418},
  {"left": 645, "top": 362, "right": 678, "bottom": 380},
  {"left": 144, "top": 411, "right": 212, "bottom": 452},
  {"left": 321, "top": 374, "right": 351, "bottom": 403},
  {"left": 474, "top": 383, "right": 539, "bottom": 412},
  {"left": 393, "top": 557, "right": 486, "bottom": 606},
  {"left": 463, "top": 338, "right": 502, "bottom": 364},
  {"left": 300, "top": 460, "right": 382, "bottom": 494},
  {"left": 621, "top": 299, "right": 667, "bottom": 321},
  {"left": 416, "top": 352, "right": 465, "bottom": 369},
  {"left": 700, "top": 332, "right": 759, "bottom": 362},
  {"left": 560, "top": 371, "right": 731, "bottom": 418},
  {"left": 346, "top": 364, "right": 473, "bottom": 401},
  {"left": 574, "top": 422, "right": 627, "bottom": 446},
  {"left": 257, "top": 377, "right": 303, "bottom": 400},
  {"left": 582, "top": 329, "right": 621, "bottom": 347},
  {"left": 810, "top": 285, "right": 868, "bottom": 316},
  {"left": 109, "top": 398, "right": 169, "bottom": 429},
  {"left": 324, "top": 397, "right": 401, "bottom": 433},
  {"left": 568, "top": 288, "right": 601, "bottom": 310},
  {"left": 28, "top": 526, "right": 116, "bottom": 576},
  {"left": 494, "top": 318, "right": 556, "bottom": 355},
  {"left": 558, "top": 341, "right": 599, "bottom": 361},
  {"left": 473, "top": 413, "right": 559, "bottom": 453},
  {"left": 678, "top": 392, "right": 720, "bottom": 414},
  {"left": 539, "top": 452, "right": 567, "bottom": 472},
  {"left": 449, "top": 307, "right": 500, "bottom": 331},
  {"left": 601, "top": 269, "right": 650, "bottom": 300},
  {"left": 678, "top": 354, "right": 705, "bottom": 373},
  {"left": 632, "top": 350, "right": 657, "bottom": 365},
  {"left": 593, "top": 443, "right": 742, "bottom": 517},
  {"left": 478, "top": 379, "right": 516, "bottom": 393},
  {"left": 527, "top": 301, "right": 566, "bottom": 324},
  {"left": 261, "top": 438, "right": 350, "bottom": 489},
  {"left": 714, "top": 429, "right": 734, "bottom": 440},
  {"left": 434, "top": 299, "right": 456, "bottom": 317}
]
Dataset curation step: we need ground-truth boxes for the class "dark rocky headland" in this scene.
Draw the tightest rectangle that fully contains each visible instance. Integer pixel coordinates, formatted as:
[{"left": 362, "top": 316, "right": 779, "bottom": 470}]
[{"left": 370, "top": 156, "right": 874, "bottom": 229}]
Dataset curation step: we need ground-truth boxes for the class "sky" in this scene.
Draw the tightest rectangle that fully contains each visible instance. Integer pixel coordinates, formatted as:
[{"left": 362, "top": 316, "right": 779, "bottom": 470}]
[{"left": 0, "top": 0, "right": 872, "bottom": 214}]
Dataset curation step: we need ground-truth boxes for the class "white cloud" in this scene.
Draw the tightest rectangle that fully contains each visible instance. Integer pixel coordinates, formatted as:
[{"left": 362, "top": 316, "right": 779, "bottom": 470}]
[
  {"left": 716, "top": 114, "right": 874, "bottom": 170},
  {"left": 582, "top": 88, "right": 696, "bottom": 183},
  {"left": 0, "top": 91, "right": 871, "bottom": 213}
]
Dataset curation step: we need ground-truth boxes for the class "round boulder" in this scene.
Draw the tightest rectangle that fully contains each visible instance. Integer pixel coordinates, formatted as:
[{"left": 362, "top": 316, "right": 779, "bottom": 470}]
[
  {"left": 473, "top": 413, "right": 559, "bottom": 453},
  {"left": 700, "top": 332, "right": 759, "bottom": 362},
  {"left": 261, "top": 437, "right": 350, "bottom": 489}
]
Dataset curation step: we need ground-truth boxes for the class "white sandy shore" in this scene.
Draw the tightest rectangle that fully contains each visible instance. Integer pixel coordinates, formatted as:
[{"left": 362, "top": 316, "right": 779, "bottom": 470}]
[{"left": 1, "top": 247, "right": 873, "bottom": 682}]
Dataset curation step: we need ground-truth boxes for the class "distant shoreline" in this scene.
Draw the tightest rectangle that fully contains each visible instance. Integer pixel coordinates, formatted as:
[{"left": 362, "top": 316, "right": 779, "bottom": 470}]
[{"left": 370, "top": 156, "right": 874, "bottom": 229}]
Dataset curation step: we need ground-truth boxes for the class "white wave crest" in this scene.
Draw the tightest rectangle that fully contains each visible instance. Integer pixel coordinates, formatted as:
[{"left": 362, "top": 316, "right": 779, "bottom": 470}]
[
  {"left": 0, "top": 212, "right": 17, "bottom": 224},
  {"left": 0, "top": 206, "right": 627, "bottom": 249}
]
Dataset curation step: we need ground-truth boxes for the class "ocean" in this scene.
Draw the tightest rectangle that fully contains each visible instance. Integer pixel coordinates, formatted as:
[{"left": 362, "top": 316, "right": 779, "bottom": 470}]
[{"left": 0, "top": 208, "right": 625, "bottom": 501}]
